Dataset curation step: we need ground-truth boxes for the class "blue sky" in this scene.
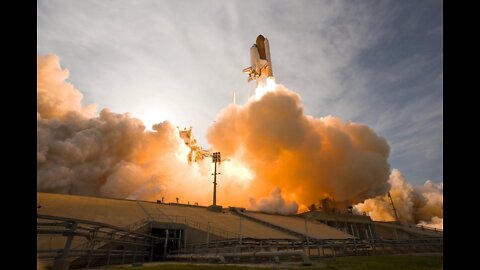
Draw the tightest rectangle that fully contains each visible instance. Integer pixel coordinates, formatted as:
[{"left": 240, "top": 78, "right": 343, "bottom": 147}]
[{"left": 37, "top": 0, "right": 443, "bottom": 185}]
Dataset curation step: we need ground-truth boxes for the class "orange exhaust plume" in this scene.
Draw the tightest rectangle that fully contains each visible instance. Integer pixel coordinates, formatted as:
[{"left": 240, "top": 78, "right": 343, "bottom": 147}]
[
  {"left": 208, "top": 83, "right": 391, "bottom": 206},
  {"left": 37, "top": 54, "right": 441, "bottom": 227}
]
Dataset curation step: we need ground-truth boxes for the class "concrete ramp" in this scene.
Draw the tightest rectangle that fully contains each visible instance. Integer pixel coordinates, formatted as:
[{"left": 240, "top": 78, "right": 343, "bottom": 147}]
[
  {"left": 37, "top": 192, "right": 299, "bottom": 240},
  {"left": 242, "top": 211, "right": 353, "bottom": 240},
  {"left": 37, "top": 192, "right": 147, "bottom": 227},
  {"left": 141, "top": 202, "right": 298, "bottom": 240}
]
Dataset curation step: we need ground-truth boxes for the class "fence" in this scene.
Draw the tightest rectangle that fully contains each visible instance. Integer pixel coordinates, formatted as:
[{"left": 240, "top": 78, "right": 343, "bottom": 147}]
[
  {"left": 173, "top": 237, "right": 442, "bottom": 260},
  {"left": 37, "top": 214, "right": 162, "bottom": 270}
]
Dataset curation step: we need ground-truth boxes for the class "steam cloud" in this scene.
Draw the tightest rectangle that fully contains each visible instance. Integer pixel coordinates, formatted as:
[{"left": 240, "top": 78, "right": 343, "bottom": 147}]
[
  {"left": 207, "top": 84, "right": 391, "bottom": 206},
  {"left": 37, "top": 54, "right": 442, "bottom": 229},
  {"left": 354, "top": 169, "right": 443, "bottom": 229},
  {"left": 249, "top": 187, "right": 298, "bottom": 215},
  {"left": 37, "top": 54, "right": 231, "bottom": 205}
]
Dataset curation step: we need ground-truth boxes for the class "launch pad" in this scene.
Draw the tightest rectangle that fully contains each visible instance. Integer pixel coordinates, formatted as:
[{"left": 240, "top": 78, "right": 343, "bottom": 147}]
[
  {"left": 36, "top": 35, "right": 442, "bottom": 269},
  {"left": 37, "top": 192, "right": 442, "bottom": 269}
]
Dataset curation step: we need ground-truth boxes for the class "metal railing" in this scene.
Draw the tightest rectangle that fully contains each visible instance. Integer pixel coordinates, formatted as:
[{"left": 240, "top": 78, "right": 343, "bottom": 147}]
[
  {"left": 60, "top": 209, "right": 242, "bottom": 267},
  {"left": 415, "top": 224, "right": 443, "bottom": 233},
  {"left": 176, "top": 237, "right": 442, "bottom": 259},
  {"left": 38, "top": 210, "right": 443, "bottom": 268},
  {"left": 37, "top": 214, "right": 163, "bottom": 270}
]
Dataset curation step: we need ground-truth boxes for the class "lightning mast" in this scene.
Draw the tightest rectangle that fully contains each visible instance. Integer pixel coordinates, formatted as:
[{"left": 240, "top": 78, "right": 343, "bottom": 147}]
[
  {"left": 211, "top": 152, "right": 221, "bottom": 206},
  {"left": 387, "top": 192, "right": 400, "bottom": 222}
]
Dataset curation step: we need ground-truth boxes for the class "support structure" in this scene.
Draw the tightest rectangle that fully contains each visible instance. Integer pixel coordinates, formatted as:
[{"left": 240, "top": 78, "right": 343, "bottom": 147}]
[
  {"left": 163, "top": 229, "right": 169, "bottom": 258},
  {"left": 52, "top": 222, "right": 77, "bottom": 270},
  {"left": 38, "top": 214, "right": 160, "bottom": 269}
]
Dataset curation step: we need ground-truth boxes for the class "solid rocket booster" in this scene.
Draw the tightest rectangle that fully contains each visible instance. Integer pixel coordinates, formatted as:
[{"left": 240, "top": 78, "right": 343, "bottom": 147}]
[{"left": 242, "top": 35, "right": 274, "bottom": 83}]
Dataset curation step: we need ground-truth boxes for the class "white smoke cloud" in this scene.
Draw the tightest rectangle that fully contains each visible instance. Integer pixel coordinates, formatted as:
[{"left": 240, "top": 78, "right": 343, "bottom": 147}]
[
  {"left": 36, "top": 54, "right": 252, "bottom": 206},
  {"left": 37, "top": 54, "right": 96, "bottom": 119},
  {"left": 249, "top": 187, "right": 298, "bottom": 215},
  {"left": 354, "top": 169, "right": 443, "bottom": 228},
  {"left": 418, "top": 216, "right": 443, "bottom": 230}
]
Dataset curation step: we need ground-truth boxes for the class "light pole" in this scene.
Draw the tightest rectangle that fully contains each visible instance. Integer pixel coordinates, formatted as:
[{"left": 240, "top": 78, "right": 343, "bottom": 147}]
[{"left": 211, "top": 152, "right": 221, "bottom": 206}]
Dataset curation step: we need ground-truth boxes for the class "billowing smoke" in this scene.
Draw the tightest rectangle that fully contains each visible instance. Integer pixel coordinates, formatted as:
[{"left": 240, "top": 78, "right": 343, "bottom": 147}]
[
  {"left": 37, "top": 54, "right": 96, "bottom": 119},
  {"left": 354, "top": 169, "right": 443, "bottom": 228},
  {"left": 207, "top": 83, "right": 391, "bottom": 207},
  {"left": 37, "top": 54, "right": 390, "bottom": 208},
  {"left": 37, "top": 54, "right": 251, "bottom": 206},
  {"left": 37, "top": 54, "right": 442, "bottom": 225},
  {"left": 249, "top": 187, "right": 298, "bottom": 215}
]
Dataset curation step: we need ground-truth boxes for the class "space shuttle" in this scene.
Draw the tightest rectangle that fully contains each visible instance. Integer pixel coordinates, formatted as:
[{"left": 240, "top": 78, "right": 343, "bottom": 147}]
[{"left": 242, "top": 35, "right": 274, "bottom": 83}]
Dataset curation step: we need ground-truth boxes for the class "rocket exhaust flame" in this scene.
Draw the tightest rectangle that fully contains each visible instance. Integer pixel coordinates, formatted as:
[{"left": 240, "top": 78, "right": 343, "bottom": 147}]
[
  {"left": 253, "top": 77, "right": 277, "bottom": 101},
  {"left": 37, "top": 52, "right": 442, "bottom": 229}
]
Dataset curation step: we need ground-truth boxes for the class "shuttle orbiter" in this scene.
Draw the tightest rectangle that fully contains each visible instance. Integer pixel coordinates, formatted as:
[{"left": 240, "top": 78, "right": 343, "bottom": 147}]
[{"left": 242, "top": 35, "right": 274, "bottom": 84}]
